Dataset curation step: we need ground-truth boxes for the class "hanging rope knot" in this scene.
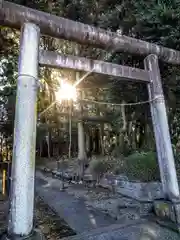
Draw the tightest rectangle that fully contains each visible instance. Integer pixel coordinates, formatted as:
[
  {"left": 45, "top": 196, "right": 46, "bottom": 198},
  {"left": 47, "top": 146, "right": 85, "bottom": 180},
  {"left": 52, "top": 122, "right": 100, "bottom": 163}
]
[
  {"left": 153, "top": 95, "right": 165, "bottom": 102},
  {"left": 18, "top": 74, "right": 41, "bottom": 90}
]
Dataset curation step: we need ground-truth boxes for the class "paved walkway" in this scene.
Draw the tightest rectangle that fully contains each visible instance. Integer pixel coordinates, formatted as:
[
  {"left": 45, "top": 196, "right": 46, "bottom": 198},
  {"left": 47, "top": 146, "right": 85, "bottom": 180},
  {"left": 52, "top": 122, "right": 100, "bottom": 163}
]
[
  {"left": 35, "top": 171, "right": 116, "bottom": 234},
  {"left": 62, "top": 220, "right": 180, "bottom": 240},
  {"left": 35, "top": 171, "right": 180, "bottom": 240}
]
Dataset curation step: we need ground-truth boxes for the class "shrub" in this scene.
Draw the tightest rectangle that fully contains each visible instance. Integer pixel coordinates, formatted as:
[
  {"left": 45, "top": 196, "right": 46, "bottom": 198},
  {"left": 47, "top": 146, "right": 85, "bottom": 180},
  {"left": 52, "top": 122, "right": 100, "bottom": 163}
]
[
  {"left": 113, "top": 151, "right": 160, "bottom": 182},
  {"left": 57, "top": 159, "right": 69, "bottom": 171},
  {"left": 89, "top": 158, "right": 109, "bottom": 183},
  {"left": 105, "top": 155, "right": 125, "bottom": 174}
]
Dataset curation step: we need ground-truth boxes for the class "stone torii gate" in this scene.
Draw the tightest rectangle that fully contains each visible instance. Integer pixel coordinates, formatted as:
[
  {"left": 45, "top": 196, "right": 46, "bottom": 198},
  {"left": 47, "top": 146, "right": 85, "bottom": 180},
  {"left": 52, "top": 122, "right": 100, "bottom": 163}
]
[{"left": 0, "top": 1, "right": 180, "bottom": 239}]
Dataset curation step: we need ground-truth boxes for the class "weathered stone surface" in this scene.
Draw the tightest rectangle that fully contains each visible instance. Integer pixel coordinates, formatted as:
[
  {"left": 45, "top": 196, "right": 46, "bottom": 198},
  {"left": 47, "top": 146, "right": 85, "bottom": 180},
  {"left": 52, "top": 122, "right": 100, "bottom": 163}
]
[
  {"left": 154, "top": 200, "right": 180, "bottom": 225},
  {"left": 36, "top": 174, "right": 117, "bottom": 234},
  {"left": 62, "top": 220, "right": 180, "bottom": 240},
  {"left": 2, "top": 1, "right": 180, "bottom": 65},
  {"left": 36, "top": 169, "right": 180, "bottom": 239},
  {"left": 1, "top": 229, "right": 45, "bottom": 240},
  {"left": 99, "top": 175, "right": 164, "bottom": 202},
  {"left": 39, "top": 166, "right": 167, "bottom": 203}
]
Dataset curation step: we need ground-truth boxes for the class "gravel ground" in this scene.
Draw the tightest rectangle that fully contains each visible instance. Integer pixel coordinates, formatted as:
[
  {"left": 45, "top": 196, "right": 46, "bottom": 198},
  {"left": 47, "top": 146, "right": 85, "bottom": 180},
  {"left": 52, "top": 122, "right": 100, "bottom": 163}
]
[
  {"left": 66, "top": 183, "right": 152, "bottom": 222},
  {"left": 38, "top": 168, "right": 153, "bottom": 223},
  {"left": 34, "top": 196, "right": 75, "bottom": 239},
  {"left": 0, "top": 194, "right": 75, "bottom": 239},
  {"left": 0, "top": 195, "right": 8, "bottom": 234}
]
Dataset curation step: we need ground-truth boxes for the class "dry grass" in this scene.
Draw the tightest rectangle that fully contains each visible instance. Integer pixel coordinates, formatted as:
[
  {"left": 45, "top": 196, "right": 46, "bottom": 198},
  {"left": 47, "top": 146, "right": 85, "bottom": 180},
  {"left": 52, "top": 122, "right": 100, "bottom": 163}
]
[
  {"left": 0, "top": 194, "right": 75, "bottom": 239},
  {"left": 34, "top": 196, "right": 75, "bottom": 239}
]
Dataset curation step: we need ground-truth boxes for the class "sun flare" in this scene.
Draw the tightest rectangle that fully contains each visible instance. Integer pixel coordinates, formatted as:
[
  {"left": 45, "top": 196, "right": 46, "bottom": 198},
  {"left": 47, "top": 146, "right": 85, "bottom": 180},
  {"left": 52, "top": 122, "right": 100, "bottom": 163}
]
[{"left": 55, "top": 80, "right": 77, "bottom": 102}]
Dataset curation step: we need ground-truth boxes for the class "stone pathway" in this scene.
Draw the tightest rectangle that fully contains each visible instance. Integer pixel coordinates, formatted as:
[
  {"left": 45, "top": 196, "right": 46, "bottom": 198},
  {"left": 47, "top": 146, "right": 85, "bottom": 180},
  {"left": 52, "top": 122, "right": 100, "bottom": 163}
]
[
  {"left": 35, "top": 171, "right": 116, "bottom": 234},
  {"left": 35, "top": 171, "right": 180, "bottom": 240},
  {"left": 62, "top": 220, "right": 180, "bottom": 240}
]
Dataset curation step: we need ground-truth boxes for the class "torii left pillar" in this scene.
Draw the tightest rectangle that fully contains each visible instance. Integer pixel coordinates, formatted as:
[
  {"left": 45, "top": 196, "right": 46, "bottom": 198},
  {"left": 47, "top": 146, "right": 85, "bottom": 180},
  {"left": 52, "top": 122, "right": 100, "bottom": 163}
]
[{"left": 2, "top": 23, "right": 43, "bottom": 240}]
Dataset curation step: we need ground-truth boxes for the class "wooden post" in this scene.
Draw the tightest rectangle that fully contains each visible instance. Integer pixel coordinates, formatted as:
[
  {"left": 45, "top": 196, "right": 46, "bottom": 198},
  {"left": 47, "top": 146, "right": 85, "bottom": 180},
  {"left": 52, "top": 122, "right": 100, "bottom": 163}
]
[{"left": 144, "top": 54, "right": 180, "bottom": 200}]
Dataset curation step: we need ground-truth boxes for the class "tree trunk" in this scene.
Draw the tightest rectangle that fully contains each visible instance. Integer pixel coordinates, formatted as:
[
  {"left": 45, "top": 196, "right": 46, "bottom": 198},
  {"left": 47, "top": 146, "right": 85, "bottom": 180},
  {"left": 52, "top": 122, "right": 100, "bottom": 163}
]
[
  {"left": 94, "top": 128, "right": 100, "bottom": 154},
  {"left": 6, "top": 140, "right": 8, "bottom": 161},
  {"left": 78, "top": 122, "right": 86, "bottom": 160},
  {"left": 0, "top": 135, "right": 3, "bottom": 159},
  {"left": 76, "top": 66, "right": 87, "bottom": 178},
  {"left": 68, "top": 100, "right": 73, "bottom": 159},
  {"left": 145, "top": 123, "right": 155, "bottom": 150},
  {"left": 39, "top": 139, "right": 43, "bottom": 157},
  {"left": 99, "top": 124, "right": 104, "bottom": 155},
  {"left": 131, "top": 125, "right": 137, "bottom": 151},
  {"left": 85, "top": 131, "right": 90, "bottom": 152},
  {"left": 46, "top": 131, "right": 51, "bottom": 158},
  {"left": 78, "top": 121, "right": 87, "bottom": 178}
]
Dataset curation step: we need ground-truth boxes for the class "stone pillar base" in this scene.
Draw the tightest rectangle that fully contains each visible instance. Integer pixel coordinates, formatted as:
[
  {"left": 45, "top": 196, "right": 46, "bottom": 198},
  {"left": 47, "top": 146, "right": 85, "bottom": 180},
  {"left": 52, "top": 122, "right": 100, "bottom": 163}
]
[
  {"left": 0, "top": 229, "right": 44, "bottom": 240},
  {"left": 154, "top": 199, "right": 180, "bottom": 232}
]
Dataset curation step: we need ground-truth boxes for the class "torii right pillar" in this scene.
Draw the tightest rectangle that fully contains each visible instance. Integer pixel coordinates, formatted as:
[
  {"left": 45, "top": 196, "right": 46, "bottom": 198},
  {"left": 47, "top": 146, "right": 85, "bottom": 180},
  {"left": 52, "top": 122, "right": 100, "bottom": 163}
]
[{"left": 144, "top": 54, "right": 180, "bottom": 230}]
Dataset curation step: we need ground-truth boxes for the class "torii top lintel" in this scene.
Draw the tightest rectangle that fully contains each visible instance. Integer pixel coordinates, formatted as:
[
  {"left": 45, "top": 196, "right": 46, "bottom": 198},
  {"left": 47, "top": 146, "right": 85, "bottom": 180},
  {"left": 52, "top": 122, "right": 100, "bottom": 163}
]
[{"left": 0, "top": 1, "right": 180, "bottom": 65}]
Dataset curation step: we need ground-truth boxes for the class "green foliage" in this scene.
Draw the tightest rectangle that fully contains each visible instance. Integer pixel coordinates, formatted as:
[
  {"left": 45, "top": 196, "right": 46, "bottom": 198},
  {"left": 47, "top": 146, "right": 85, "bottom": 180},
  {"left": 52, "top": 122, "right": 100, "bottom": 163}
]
[
  {"left": 89, "top": 158, "right": 109, "bottom": 182},
  {"left": 173, "top": 144, "right": 180, "bottom": 166},
  {"left": 58, "top": 159, "right": 69, "bottom": 170},
  {"left": 105, "top": 156, "right": 124, "bottom": 174},
  {"left": 114, "top": 151, "right": 160, "bottom": 182},
  {"left": 1, "top": 0, "right": 180, "bottom": 163}
]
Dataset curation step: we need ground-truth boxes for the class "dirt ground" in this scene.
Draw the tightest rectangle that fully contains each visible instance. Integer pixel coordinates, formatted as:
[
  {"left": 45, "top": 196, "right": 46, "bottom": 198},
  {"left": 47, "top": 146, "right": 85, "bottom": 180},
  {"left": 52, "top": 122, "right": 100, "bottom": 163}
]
[
  {"left": 38, "top": 162, "right": 154, "bottom": 223},
  {"left": 66, "top": 183, "right": 150, "bottom": 222},
  {"left": 0, "top": 194, "right": 75, "bottom": 239}
]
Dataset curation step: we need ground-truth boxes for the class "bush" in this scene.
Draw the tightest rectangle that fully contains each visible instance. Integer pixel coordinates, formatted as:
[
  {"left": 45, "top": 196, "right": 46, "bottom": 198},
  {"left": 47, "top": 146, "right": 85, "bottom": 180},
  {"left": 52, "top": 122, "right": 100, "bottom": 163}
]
[
  {"left": 57, "top": 159, "right": 69, "bottom": 170},
  {"left": 89, "top": 158, "right": 109, "bottom": 183},
  {"left": 113, "top": 151, "right": 160, "bottom": 182},
  {"left": 173, "top": 145, "right": 180, "bottom": 163}
]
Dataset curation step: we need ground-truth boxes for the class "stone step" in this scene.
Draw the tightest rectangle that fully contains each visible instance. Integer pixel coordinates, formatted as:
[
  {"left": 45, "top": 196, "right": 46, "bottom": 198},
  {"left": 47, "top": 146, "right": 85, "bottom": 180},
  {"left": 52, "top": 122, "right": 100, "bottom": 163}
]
[{"left": 62, "top": 219, "right": 180, "bottom": 240}]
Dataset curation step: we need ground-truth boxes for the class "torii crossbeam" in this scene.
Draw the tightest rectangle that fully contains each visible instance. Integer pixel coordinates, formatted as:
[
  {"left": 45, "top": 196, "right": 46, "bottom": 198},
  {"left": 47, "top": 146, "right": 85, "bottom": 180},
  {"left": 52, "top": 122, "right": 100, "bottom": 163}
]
[{"left": 0, "top": 1, "right": 180, "bottom": 65}]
